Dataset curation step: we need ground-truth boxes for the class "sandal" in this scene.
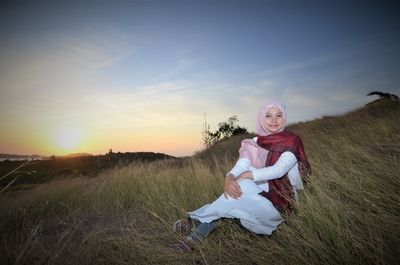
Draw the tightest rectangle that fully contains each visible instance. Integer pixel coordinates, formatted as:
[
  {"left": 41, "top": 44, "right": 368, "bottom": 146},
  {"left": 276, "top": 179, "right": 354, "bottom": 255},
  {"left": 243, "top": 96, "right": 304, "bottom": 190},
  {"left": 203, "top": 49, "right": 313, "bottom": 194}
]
[
  {"left": 173, "top": 219, "right": 194, "bottom": 235},
  {"left": 171, "top": 238, "right": 193, "bottom": 252}
]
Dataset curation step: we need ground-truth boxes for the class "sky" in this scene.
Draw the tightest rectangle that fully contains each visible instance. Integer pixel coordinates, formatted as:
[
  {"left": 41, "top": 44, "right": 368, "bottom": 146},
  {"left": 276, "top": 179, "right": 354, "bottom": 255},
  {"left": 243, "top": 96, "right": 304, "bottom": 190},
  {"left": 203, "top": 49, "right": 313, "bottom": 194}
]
[{"left": 0, "top": 0, "right": 399, "bottom": 157}]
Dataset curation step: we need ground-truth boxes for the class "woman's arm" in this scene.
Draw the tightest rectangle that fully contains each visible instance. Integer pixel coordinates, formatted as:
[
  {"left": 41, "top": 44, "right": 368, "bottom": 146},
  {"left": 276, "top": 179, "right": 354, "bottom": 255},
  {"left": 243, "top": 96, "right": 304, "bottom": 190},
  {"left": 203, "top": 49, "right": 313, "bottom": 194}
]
[
  {"left": 227, "top": 158, "right": 251, "bottom": 177},
  {"left": 237, "top": 151, "right": 297, "bottom": 181}
]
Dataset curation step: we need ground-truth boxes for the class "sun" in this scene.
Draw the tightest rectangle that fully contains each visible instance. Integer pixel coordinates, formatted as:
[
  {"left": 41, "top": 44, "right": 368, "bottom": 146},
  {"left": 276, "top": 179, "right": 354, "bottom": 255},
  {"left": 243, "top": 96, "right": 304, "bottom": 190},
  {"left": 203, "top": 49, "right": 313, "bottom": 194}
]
[{"left": 54, "top": 127, "right": 81, "bottom": 151}]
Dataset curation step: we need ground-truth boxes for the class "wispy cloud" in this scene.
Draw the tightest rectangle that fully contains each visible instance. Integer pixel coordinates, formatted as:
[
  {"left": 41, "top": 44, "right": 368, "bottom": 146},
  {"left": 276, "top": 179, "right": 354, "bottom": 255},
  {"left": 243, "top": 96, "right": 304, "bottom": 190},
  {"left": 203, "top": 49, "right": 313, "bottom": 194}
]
[{"left": 257, "top": 55, "right": 336, "bottom": 78}]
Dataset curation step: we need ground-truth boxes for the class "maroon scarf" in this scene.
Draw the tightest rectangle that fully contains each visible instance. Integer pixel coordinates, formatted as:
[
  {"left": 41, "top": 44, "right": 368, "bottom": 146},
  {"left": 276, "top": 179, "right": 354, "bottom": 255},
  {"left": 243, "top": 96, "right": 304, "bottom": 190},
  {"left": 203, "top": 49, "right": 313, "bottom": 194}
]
[{"left": 257, "top": 130, "right": 311, "bottom": 214}]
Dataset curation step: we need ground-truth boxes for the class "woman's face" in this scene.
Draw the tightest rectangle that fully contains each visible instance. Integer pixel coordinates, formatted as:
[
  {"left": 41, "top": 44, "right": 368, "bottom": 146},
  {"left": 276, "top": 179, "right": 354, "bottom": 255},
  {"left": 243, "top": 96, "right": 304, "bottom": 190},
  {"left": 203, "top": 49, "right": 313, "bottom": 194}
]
[{"left": 264, "top": 107, "right": 285, "bottom": 133}]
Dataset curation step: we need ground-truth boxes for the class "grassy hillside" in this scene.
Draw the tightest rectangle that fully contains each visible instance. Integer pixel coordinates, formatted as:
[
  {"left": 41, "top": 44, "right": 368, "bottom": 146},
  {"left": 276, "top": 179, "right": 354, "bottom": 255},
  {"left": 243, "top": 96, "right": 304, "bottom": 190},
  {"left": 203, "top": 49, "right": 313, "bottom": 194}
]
[{"left": 0, "top": 99, "right": 399, "bottom": 264}]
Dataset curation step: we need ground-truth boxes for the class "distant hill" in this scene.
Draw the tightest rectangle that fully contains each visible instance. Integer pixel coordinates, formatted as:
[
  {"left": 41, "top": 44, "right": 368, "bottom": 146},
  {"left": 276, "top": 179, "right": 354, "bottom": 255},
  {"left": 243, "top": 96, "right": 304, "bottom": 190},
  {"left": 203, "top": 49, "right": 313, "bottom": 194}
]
[
  {"left": 105, "top": 151, "right": 176, "bottom": 161},
  {"left": 53, "top": 153, "right": 94, "bottom": 159},
  {"left": 0, "top": 151, "right": 177, "bottom": 187},
  {"left": 0, "top": 151, "right": 174, "bottom": 160},
  {"left": 0, "top": 153, "right": 43, "bottom": 159}
]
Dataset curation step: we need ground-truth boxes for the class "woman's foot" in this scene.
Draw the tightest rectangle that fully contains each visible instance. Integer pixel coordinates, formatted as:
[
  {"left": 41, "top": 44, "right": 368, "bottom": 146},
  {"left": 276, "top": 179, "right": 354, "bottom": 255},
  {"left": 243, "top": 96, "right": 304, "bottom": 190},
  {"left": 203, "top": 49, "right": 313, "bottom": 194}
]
[{"left": 173, "top": 219, "right": 194, "bottom": 235}]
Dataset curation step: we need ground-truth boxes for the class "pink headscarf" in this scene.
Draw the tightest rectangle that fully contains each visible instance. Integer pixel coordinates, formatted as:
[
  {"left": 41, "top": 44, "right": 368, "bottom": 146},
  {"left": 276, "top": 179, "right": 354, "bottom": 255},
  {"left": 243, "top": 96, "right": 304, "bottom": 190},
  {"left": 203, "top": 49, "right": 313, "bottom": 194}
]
[
  {"left": 239, "top": 100, "right": 287, "bottom": 168},
  {"left": 256, "top": 99, "right": 287, "bottom": 136}
]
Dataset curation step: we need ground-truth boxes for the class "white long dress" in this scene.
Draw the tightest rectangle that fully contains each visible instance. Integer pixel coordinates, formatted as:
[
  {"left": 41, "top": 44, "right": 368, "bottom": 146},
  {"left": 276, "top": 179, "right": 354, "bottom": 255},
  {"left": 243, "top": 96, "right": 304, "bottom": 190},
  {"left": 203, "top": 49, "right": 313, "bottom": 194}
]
[{"left": 188, "top": 151, "right": 301, "bottom": 235}]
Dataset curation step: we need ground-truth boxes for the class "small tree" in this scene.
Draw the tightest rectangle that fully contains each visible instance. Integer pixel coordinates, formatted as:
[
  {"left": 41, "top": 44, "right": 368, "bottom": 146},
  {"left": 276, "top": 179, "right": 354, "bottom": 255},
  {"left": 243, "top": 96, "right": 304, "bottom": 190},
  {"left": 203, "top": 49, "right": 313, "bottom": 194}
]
[
  {"left": 217, "top": 115, "right": 243, "bottom": 139},
  {"left": 202, "top": 114, "right": 248, "bottom": 148}
]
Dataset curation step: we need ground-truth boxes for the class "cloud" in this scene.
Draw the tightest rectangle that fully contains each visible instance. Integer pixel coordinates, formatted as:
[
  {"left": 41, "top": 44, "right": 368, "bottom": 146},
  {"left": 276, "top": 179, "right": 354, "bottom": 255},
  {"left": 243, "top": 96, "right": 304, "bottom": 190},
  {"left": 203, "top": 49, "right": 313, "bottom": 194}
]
[{"left": 0, "top": 31, "right": 135, "bottom": 113}]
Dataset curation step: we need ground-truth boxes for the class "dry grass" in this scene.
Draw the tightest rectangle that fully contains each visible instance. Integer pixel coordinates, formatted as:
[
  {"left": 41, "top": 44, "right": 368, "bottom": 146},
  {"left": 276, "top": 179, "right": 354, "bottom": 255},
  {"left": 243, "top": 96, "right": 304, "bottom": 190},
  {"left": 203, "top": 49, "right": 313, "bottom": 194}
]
[{"left": 1, "top": 99, "right": 399, "bottom": 264}]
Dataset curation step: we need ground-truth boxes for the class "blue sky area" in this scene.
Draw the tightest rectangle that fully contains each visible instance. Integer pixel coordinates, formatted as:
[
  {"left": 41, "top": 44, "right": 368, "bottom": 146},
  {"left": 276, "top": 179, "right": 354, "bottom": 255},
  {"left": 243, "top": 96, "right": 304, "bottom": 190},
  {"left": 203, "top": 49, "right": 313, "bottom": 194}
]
[{"left": 0, "top": 0, "right": 399, "bottom": 156}]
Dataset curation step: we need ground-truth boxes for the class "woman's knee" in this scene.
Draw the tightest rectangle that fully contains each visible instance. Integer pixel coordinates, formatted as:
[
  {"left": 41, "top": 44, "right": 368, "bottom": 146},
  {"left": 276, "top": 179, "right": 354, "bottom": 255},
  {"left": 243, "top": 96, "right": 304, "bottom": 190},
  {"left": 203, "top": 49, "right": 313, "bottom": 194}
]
[{"left": 238, "top": 179, "right": 262, "bottom": 194}]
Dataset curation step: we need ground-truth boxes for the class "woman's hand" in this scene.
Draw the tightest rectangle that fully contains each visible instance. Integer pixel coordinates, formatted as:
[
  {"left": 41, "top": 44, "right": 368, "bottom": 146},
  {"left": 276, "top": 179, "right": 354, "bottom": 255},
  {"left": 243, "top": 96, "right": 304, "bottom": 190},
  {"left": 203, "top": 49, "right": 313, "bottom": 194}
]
[{"left": 224, "top": 174, "right": 242, "bottom": 199}]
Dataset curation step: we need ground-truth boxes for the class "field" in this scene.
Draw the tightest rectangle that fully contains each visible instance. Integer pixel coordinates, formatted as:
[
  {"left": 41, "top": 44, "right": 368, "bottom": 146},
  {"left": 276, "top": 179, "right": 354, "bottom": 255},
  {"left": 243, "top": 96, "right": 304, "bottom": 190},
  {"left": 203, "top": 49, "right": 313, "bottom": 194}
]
[
  {"left": 0, "top": 99, "right": 399, "bottom": 264},
  {"left": 0, "top": 152, "right": 175, "bottom": 189}
]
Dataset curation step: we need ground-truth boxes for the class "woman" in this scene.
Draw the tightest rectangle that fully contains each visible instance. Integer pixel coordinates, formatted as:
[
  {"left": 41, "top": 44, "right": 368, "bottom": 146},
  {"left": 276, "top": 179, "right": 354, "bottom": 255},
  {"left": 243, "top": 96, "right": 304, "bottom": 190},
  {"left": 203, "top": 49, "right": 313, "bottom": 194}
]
[{"left": 173, "top": 100, "right": 310, "bottom": 251}]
